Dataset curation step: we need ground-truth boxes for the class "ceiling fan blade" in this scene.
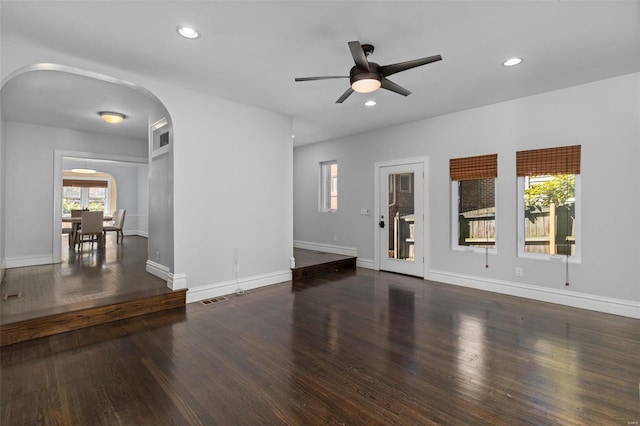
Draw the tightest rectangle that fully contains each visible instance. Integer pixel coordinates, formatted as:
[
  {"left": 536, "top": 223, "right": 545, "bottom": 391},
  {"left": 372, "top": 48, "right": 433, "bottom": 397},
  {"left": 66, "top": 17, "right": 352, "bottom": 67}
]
[
  {"left": 378, "top": 54, "right": 442, "bottom": 77},
  {"left": 348, "top": 41, "right": 370, "bottom": 71},
  {"left": 380, "top": 77, "right": 411, "bottom": 96},
  {"left": 336, "top": 87, "right": 354, "bottom": 103},
  {"left": 295, "top": 76, "right": 349, "bottom": 82}
]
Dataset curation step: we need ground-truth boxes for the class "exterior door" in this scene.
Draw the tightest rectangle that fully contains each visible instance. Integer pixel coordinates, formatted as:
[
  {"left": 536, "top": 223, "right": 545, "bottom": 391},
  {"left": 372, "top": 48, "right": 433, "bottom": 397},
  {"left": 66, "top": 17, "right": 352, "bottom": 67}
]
[{"left": 378, "top": 163, "right": 424, "bottom": 277}]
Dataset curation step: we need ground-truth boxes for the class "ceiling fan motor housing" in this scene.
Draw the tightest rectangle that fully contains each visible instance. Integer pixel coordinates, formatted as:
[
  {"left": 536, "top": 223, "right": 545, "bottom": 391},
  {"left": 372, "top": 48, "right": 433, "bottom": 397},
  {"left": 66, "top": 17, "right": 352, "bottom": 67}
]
[{"left": 350, "top": 62, "right": 381, "bottom": 87}]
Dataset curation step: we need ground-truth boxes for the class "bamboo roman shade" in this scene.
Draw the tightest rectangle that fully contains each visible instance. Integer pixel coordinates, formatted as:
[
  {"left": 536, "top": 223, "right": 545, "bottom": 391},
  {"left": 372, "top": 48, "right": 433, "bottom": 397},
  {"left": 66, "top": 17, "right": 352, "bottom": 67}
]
[
  {"left": 450, "top": 154, "right": 498, "bottom": 181},
  {"left": 516, "top": 145, "right": 581, "bottom": 176},
  {"left": 63, "top": 179, "right": 108, "bottom": 188}
]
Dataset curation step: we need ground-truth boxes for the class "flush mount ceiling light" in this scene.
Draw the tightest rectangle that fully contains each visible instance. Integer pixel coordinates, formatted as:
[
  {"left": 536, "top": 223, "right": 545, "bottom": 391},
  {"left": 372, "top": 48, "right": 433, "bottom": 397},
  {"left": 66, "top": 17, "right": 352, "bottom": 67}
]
[
  {"left": 98, "top": 111, "right": 126, "bottom": 124},
  {"left": 177, "top": 25, "right": 199, "bottom": 39},
  {"left": 364, "top": 100, "right": 377, "bottom": 107},
  {"left": 503, "top": 57, "right": 523, "bottom": 67},
  {"left": 70, "top": 168, "right": 97, "bottom": 173}
]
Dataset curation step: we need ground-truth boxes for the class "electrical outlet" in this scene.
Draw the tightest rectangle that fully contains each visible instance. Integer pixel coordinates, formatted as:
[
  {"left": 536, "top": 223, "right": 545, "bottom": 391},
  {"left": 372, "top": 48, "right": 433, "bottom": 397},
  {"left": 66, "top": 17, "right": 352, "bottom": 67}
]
[
  {"left": 155, "top": 251, "right": 160, "bottom": 261},
  {"left": 515, "top": 267, "right": 523, "bottom": 277},
  {"left": 333, "top": 234, "right": 338, "bottom": 242}
]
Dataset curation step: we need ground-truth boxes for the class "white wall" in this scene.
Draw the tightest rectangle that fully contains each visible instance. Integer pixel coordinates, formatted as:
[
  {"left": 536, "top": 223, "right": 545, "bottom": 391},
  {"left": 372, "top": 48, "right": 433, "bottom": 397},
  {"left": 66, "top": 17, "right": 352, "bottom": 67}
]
[
  {"left": 2, "top": 33, "right": 294, "bottom": 298},
  {"left": 294, "top": 73, "right": 640, "bottom": 316},
  {"left": 0, "top": 108, "right": 6, "bottom": 280},
  {"left": 165, "top": 85, "right": 293, "bottom": 293},
  {"left": 4, "top": 122, "right": 146, "bottom": 262},
  {"left": 137, "top": 165, "right": 149, "bottom": 236}
]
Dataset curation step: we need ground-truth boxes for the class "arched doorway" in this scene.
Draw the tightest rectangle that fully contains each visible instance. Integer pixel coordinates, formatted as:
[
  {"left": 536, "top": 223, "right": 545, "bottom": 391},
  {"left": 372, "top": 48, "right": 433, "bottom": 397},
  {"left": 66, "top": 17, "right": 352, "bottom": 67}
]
[{"left": 1, "top": 63, "right": 175, "bottom": 326}]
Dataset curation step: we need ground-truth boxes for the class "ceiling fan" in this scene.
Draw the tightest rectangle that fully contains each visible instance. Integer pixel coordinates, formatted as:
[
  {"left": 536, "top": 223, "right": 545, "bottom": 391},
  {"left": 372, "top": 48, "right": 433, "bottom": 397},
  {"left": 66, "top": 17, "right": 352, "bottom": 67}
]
[{"left": 295, "top": 41, "right": 442, "bottom": 103}]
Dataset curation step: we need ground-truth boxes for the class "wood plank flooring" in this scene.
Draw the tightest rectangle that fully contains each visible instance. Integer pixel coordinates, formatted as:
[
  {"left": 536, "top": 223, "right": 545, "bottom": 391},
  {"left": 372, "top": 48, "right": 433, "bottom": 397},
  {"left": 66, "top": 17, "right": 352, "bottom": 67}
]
[
  {"left": 1, "top": 235, "right": 170, "bottom": 323},
  {"left": 0, "top": 235, "right": 184, "bottom": 345},
  {"left": 291, "top": 248, "right": 356, "bottom": 282},
  {"left": 2, "top": 268, "right": 638, "bottom": 424}
]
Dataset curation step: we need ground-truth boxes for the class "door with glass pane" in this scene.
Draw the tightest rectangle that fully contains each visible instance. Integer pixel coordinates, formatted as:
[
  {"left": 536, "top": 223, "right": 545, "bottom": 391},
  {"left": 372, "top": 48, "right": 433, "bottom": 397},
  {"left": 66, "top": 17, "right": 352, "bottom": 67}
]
[{"left": 379, "top": 163, "right": 424, "bottom": 277}]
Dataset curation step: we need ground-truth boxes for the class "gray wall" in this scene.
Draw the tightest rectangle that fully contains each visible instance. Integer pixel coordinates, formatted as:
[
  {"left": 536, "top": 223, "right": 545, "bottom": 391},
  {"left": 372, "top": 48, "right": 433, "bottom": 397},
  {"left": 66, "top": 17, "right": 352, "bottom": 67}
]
[
  {"left": 2, "top": 36, "right": 294, "bottom": 297},
  {"left": 4, "top": 121, "right": 146, "bottom": 261},
  {"left": 294, "top": 73, "right": 640, "bottom": 304}
]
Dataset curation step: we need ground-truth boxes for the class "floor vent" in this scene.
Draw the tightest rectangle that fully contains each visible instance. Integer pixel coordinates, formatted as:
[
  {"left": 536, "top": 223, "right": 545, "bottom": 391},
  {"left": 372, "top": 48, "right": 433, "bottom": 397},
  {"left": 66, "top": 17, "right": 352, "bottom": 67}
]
[
  {"left": 3, "top": 292, "right": 22, "bottom": 300},
  {"left": 201, "top": 296, "right": 229, "bottom": 305}
]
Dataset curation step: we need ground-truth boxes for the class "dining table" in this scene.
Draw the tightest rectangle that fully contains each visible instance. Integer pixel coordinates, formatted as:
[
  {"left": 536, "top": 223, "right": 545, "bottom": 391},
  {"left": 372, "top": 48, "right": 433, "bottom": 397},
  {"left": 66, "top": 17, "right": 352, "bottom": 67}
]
[{"left": 62, "top": 213, "right": 113, "bottom": 248}]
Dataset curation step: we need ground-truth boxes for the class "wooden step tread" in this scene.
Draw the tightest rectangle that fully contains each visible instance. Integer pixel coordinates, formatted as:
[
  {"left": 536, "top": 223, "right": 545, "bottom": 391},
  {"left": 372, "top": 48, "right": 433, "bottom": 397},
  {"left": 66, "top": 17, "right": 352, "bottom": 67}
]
[{"left": 0, "top": 289, "right": 186, "bottom": 346}]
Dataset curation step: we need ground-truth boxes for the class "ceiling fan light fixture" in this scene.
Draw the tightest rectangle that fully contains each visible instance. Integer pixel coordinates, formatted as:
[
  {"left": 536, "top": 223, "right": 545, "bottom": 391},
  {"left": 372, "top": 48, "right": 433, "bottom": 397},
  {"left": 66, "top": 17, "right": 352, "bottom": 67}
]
[
  {"left": 98, "top": 111, "right": 126, "bottom": 124},
  {"left": 351, "top": 75, "right": 381, "bottom": 93}
]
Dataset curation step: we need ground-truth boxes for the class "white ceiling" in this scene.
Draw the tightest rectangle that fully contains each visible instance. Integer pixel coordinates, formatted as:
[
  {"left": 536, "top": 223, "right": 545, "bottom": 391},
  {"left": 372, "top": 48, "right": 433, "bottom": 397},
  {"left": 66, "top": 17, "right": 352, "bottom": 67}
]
[{"left": 1, "top": 1, "right": 639, "bottom": 146}]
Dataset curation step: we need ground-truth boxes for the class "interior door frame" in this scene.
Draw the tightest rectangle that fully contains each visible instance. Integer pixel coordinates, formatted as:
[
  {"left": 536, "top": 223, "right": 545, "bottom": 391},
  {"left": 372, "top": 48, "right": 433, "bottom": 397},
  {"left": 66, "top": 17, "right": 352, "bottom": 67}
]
[
  {"left": 374, "top": 156, "right": 429, "bottom": 276},
  {"left": 53, "top": 149, "right": 148, "bottom": 263}
]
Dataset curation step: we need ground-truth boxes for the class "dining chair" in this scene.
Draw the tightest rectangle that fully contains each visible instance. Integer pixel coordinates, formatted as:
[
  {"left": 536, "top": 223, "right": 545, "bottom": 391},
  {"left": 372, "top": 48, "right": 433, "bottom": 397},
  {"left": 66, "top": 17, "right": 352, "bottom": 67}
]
[
  {"left": 103, "top": 209, "right": 126, "bottom": 244},
  {"left": 77, "top": 211, "right": 104, "bottom": 251}
]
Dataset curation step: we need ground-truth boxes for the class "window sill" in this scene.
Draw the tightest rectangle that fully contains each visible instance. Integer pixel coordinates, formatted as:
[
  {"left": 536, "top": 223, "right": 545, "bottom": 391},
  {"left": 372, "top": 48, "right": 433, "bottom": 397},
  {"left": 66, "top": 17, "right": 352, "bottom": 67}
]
[
  {"left": 452, "top": 246, "right": 497, "bottom": 255},
  {"left": 518, "top": 252, "right": 582, "bottom": 264}
]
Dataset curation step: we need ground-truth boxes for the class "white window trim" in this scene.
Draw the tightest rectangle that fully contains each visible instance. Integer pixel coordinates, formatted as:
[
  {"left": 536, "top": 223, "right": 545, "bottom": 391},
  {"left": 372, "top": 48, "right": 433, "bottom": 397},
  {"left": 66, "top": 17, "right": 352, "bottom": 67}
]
[
  {"left": 517, "top": 175, "right": 581, "bottom": 263},
  {"left": 319, "top": 160, "right": 337, "bottom": 213},
  {"left": 450, "top": 180, "right": 498, "bottom": 254}
]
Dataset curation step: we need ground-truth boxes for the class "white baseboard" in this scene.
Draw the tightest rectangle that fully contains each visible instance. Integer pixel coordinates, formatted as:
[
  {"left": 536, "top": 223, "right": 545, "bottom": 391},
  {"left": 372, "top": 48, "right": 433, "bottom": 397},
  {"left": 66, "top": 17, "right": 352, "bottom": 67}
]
[
  {"left": 428, "top": 270, "right": 640, "bottom": 319},
  {"left": 146, "top": 260, "right": 170, "bottom": 281},
  {"left": 5, "top": 255, "right": 53, "bottom": 268},
  {"left": 123, "top": 230, "right": 148, "bottom": 238},
  {"left": 186, "top": 270, "right": 291, "bottom": 304},
  {"left": 168, "top": 272, "right": 187, "bottom": 290},
  {"left": 294, "top": 240, "right": 357, "bottom": 257},
  {"left": 356, "top": 258, "right": 375, "bottom": 269}
]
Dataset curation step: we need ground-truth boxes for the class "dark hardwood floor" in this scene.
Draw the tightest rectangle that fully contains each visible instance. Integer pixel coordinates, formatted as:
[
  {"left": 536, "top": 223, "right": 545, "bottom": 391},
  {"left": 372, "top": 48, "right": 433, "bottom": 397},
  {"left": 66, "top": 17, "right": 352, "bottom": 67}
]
[
  {"left": 2, "top": 267, "right": 638, "bottom": 424},
  {"left": 292, "top": 248, "right": 356, "bottom": 282},
  {"left": 0, "top": 235, "right": 184, "bottom": 346},
  {"left": 1, "top": 235, "right": 169, "bottom": 323}
]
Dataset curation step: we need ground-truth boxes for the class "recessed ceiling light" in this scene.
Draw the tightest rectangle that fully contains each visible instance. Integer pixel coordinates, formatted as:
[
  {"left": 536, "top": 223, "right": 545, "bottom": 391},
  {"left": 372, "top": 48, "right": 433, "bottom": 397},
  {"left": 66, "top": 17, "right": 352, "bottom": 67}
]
[
  {"left": 98, "top": 111, "right": 126, "bottom": 124},
  {"left": 177, "top": 26, "right": 199, "bottom": 39},
  {"left": 503, "top": 57, "right": 523, "bottom": 67},
  {"left": 365, "top": 100, "right": 376, "bottom": 107}
]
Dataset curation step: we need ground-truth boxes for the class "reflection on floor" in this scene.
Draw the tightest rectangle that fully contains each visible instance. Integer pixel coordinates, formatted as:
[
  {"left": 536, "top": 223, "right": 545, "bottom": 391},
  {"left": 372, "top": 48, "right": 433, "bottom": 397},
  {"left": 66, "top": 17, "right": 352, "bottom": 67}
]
[
  {"left": 2, "top": 268, "right": 637, "bottom": 424},
  {"left": 0, "top": 235, "right": 185, "bottom": 346},
  {"left": 291, "top": 248, "right": 356, "bottom": 285}
]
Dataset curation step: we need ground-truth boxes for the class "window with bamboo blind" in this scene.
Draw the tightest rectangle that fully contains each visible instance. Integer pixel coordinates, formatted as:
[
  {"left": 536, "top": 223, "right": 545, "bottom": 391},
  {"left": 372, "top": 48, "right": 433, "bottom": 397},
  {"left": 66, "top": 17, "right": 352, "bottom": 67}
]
[
  {"left": 62, "top": 176, "right": 112, "bottom": 215},
  {"left": 516, "top": 145, "right": 581, "bottom": 260},
  {"left": 450, "top": 154, "right": 498, "bottom": 251}
]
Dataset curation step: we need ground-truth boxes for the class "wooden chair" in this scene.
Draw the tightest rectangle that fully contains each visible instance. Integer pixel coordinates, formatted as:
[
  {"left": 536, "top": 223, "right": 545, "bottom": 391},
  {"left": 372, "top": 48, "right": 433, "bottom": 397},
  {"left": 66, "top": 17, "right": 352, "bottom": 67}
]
[
  {"left": 103, "top": 209, "right": 126, "bottom": 244},
  {"left": 77, "top": 211, "right": 104, "bottom": 251}
]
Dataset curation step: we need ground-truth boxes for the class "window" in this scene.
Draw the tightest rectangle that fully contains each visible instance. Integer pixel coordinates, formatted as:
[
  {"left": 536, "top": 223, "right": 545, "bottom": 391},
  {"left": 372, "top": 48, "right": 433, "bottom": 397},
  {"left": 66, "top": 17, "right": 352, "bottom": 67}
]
[
  {"left": 450, "top": 154, "right": 497, "bottom": 251},
  {"left": 320, "top": 161, "right": 338, "bottom": 212},
  {"left": 399, "top": 174, "right": 412, "bottom": 192},
  {"left": 62, "top": 178, "right": 111, "bottom": 215},
  {"left": 517, "top": 145, "right": 580, "bottom": 260}
]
